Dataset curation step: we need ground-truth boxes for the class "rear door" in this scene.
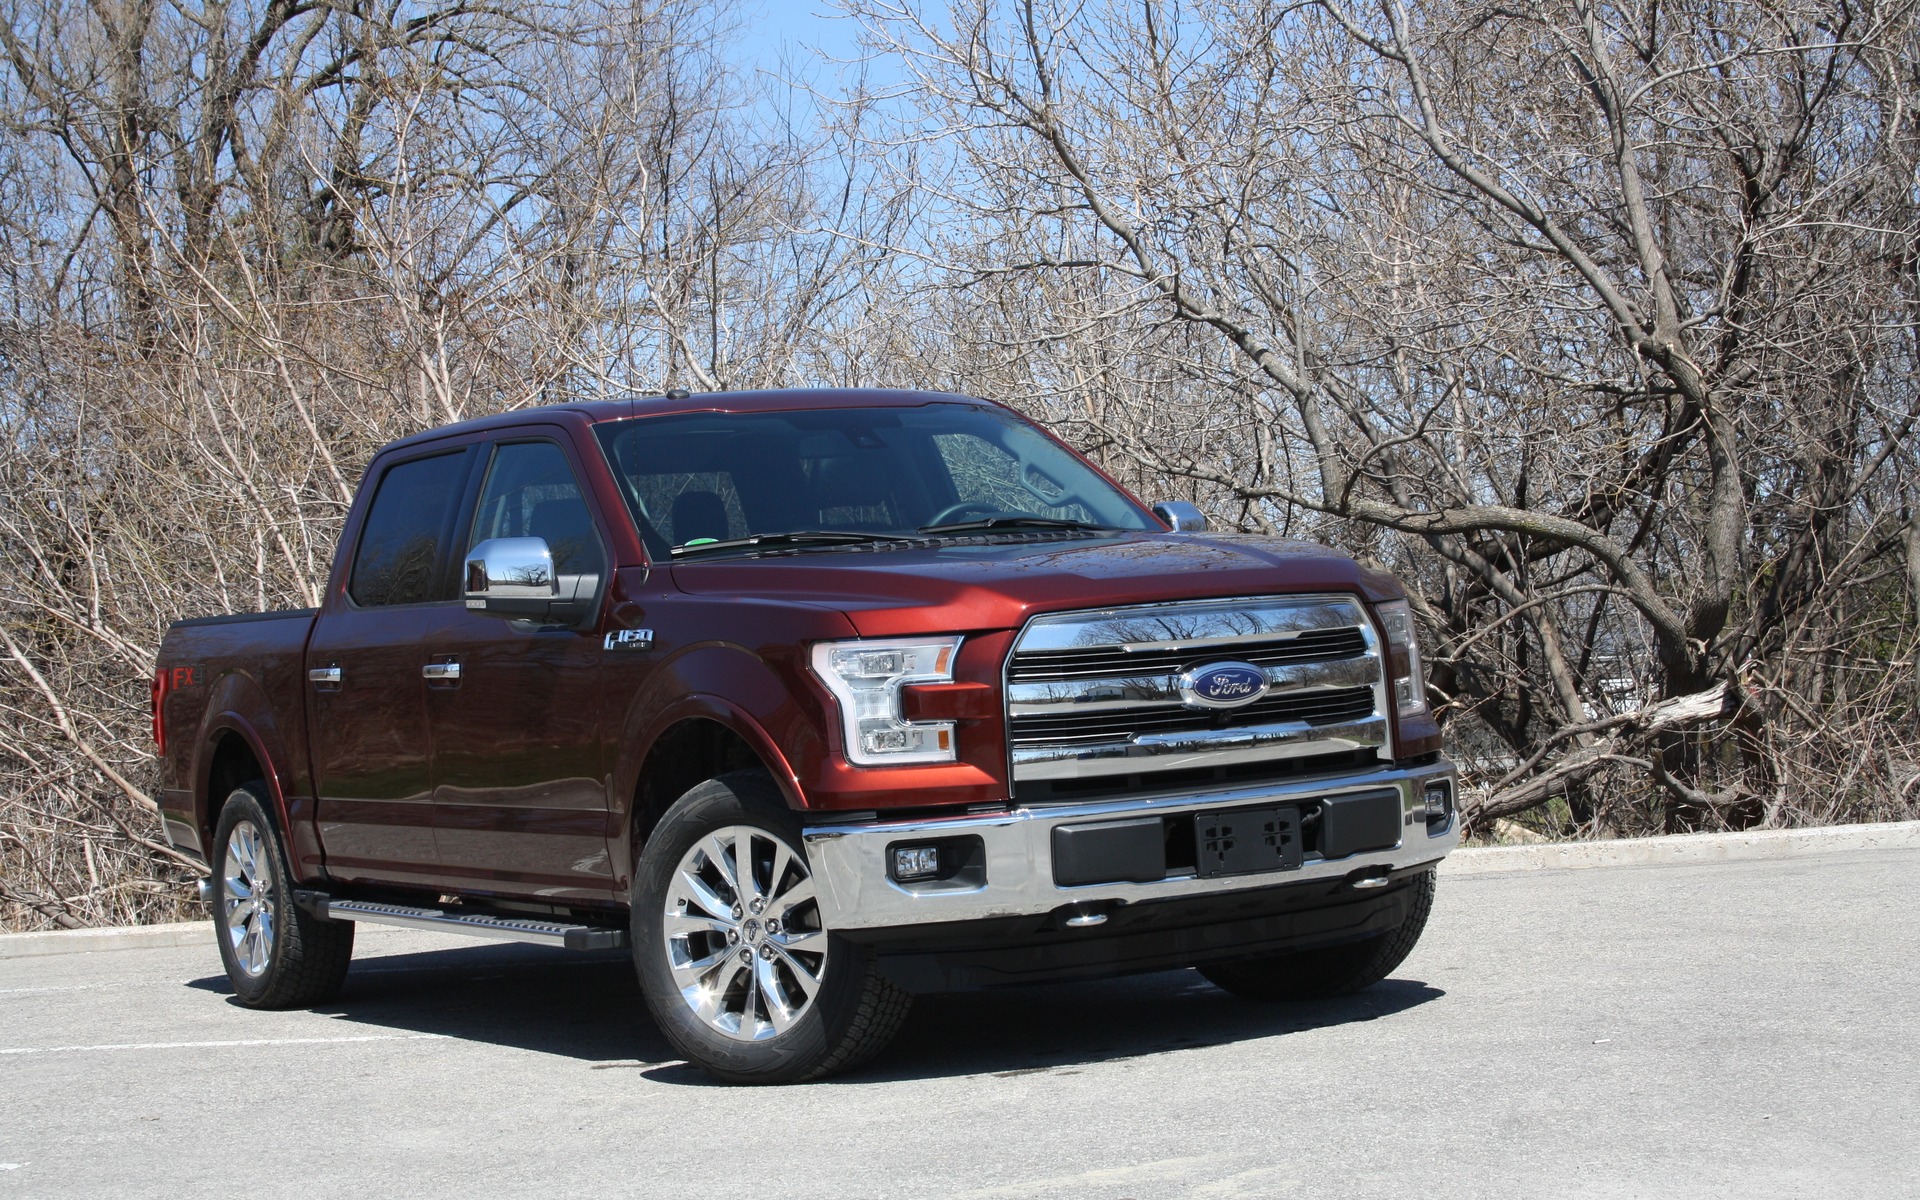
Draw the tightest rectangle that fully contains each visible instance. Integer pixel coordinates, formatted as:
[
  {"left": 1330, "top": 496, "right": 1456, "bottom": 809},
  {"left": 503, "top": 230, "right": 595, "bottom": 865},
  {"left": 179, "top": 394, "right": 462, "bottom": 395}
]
[
  {"left": 307, "top": 447, "right": 476, "bottom": 887},
  {"left": 423, "top": 435, "right": 616, "bottom": 901}
]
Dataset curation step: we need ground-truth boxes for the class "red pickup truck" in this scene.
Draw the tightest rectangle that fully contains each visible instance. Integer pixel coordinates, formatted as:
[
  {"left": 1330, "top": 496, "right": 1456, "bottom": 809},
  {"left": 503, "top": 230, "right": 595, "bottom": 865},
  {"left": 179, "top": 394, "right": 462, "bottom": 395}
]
[{"left": 154, "top": 388, "right": 1457, "bottom": 1083}]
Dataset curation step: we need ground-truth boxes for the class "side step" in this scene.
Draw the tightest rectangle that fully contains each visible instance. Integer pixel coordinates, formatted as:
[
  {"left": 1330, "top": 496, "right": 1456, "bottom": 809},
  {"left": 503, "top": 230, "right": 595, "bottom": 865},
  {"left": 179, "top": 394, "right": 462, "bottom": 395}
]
[{"left": 318, "top": 897, "right": 629, "bottom": 951}]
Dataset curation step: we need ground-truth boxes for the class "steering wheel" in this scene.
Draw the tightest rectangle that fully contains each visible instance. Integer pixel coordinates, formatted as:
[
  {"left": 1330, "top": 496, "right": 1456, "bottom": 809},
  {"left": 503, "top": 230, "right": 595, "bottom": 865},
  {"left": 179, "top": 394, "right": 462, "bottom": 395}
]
[{"left": 923, "top": 501, "right": 1007, "bottom": 527}]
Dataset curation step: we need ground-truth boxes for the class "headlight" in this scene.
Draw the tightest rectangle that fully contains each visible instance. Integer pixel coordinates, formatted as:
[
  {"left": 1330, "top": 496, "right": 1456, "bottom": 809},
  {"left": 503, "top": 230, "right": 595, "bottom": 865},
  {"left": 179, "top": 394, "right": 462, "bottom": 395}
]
[
  {"left": 810, "top": 637, "right": 962, "bottom": 765},
  {"left": 1375, "top": 600, "right": 1427, "bottom": 716}
]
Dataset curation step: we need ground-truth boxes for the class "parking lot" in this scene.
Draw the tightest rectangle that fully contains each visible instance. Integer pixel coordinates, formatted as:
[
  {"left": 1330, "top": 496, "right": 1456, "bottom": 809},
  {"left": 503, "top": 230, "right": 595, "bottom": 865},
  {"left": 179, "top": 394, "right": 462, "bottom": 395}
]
[{"left": 3, "top": 847, "right": 1917, "bottom": 1199}]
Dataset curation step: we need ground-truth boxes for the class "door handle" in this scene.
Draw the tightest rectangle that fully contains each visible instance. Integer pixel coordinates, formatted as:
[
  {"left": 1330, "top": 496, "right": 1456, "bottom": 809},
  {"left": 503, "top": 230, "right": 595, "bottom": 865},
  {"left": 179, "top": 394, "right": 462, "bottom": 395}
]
[
  {"left": 422, "top": 662, "right": 462, "bottom": 682},
  {"left": 308, "top": 666, "right": 342, "bottom": 687}
]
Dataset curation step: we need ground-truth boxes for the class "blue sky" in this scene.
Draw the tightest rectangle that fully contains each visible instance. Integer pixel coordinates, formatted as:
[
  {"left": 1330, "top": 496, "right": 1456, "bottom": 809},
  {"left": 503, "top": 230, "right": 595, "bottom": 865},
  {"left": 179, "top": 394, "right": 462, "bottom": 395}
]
[{"left": 736, "top": 3, "right": 869, "bottom": 95}]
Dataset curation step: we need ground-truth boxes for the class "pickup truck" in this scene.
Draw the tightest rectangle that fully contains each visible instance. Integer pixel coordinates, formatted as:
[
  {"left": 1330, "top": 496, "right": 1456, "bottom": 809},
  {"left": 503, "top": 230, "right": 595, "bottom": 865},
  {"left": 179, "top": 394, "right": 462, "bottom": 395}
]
[{"left": 154, "top": 387, "right": 1457, "bottom": 1084}]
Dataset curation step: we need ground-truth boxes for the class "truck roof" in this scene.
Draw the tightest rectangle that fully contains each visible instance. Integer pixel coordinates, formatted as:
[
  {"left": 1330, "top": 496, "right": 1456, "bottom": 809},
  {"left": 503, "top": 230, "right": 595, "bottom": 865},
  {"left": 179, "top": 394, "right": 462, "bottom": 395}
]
[{"left": 380, "top": 387, "right": 997, "bottom": 455}]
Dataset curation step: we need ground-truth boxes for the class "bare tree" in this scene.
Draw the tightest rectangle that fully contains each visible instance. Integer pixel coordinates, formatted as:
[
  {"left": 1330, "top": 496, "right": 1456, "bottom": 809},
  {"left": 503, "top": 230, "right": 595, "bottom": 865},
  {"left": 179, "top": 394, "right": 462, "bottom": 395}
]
[
  {"left": 848, "top": 0, "right": 1920, "bottom": 834},
  {"left": 0, "top": 0, "right": 897, "bottom": 929}
]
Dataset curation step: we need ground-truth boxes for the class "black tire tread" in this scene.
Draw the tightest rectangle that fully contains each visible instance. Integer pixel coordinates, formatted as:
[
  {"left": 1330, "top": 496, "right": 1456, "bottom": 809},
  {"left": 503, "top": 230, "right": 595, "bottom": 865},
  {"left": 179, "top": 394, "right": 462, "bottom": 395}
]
[
  {"left": 213, "top": 784, "right": 354, "bottom": 1009},
  {"left": 1200, "top": 868, "right": 1436, "bottom": 1001},
  {"left": 799, "top": 958, "right": 913, "bottom": 1081}
]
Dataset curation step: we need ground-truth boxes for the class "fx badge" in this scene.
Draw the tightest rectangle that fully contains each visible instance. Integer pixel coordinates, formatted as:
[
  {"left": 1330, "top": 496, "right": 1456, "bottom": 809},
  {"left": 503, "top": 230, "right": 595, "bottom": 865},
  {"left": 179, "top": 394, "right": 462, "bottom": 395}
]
[{"left": 604, "top": 628, "right": 655, "bottom": 652}]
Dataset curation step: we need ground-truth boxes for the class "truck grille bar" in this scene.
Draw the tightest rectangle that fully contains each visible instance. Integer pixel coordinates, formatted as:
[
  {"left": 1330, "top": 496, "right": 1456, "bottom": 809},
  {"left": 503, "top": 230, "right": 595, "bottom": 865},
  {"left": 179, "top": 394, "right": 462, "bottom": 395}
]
[
  {"left": 1004, "top": 595, "right": 1390, "bottom": 792},
  {"left": 1010, "top": 685, "right": 1376, "bottom": 743},
  {"left": 1007, "top": 626, "right": 1368, "bottom": 681}
]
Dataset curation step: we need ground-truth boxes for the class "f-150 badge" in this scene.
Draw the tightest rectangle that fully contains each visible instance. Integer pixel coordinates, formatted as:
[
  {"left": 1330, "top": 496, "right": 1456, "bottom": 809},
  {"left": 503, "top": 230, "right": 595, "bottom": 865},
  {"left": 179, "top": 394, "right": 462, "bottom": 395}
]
[{"left": 604, "top": 628, "right": 655, "bottom": 652}]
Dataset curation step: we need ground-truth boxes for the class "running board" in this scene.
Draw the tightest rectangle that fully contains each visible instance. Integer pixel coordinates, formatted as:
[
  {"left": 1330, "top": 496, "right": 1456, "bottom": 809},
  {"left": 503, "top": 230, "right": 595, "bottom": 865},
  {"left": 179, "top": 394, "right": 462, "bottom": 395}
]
[{"left": 318, "top": 897, "right": 629, "bottom": 951}]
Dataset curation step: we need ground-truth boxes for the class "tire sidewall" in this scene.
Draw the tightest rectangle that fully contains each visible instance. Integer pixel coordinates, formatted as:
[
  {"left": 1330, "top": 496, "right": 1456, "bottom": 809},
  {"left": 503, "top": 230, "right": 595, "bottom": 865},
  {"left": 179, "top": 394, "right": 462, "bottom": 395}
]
[
  {"left": 211, "top": 784, "right": 291, "bottom": 1005},
  {"left": 631, "top": 772, "right": 865, "bottom": 1083}
]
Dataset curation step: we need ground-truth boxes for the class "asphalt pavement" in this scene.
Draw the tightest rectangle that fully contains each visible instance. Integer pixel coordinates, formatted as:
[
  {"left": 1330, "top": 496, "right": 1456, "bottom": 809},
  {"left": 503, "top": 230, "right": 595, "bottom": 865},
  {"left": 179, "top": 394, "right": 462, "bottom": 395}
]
[{"left": 3, "top": 848, "right": 1917, "bottom": 1199}]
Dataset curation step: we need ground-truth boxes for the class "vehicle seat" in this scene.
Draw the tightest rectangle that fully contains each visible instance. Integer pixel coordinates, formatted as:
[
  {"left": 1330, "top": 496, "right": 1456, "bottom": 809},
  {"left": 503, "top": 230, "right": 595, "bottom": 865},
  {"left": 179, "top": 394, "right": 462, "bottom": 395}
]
[
  {"left": 815, "top": 456, "right": 893, "bottom": 529},
  {"left": 672, "top": 490, "right": 731, "bottom": 544}
]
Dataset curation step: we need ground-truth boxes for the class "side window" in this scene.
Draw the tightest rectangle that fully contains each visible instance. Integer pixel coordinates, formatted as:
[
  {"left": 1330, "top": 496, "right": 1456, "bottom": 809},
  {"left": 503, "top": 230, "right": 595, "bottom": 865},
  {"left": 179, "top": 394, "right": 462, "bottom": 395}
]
[
  {"left": 469, "top": 441, "right": 606, "bottom": 583},
  {"left": 349, "top": 452, "right": 468, "bottom": 607}
]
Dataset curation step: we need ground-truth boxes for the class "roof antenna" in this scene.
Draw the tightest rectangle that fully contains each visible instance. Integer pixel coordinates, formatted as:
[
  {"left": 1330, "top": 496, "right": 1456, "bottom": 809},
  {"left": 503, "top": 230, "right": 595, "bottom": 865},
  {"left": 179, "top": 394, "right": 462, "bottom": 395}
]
[{"left": 665, "top": 387, "right": 691, "bottom": 400}]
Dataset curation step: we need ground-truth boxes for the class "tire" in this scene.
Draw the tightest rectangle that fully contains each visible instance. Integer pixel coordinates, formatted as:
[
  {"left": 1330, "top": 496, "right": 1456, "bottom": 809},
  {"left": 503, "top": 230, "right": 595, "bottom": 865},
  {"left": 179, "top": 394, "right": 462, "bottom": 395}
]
[
  {"left": 631, "top": 771, "right": 911, "bottom": 1085},
  {"left": 1199, "top": 868, "right": 1437, "bottom": 1001},
  {"left": 210, "top": 783, "right": 354, "bottom": 1008}
]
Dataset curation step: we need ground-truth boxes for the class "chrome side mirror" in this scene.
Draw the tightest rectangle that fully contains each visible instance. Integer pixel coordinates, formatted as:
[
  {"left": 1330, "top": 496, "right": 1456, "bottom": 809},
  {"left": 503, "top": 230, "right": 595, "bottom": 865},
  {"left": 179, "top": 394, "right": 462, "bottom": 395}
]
[
  {"left": 1151, "top": 500, "right": 1210, "bottom": 533},
  {"left": 465, "top": 537, "right": 559, "bottom": 618}
]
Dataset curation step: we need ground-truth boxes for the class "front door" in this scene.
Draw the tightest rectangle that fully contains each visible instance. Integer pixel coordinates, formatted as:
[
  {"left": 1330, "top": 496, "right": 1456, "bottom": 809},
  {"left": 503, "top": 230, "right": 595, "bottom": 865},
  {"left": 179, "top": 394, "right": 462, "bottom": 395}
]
[
  {"left": 424, "top": 437, "right": 614, "bottom": 901},
  {"left": 308, "top": 448, "right": 474, "bottom": 888}
]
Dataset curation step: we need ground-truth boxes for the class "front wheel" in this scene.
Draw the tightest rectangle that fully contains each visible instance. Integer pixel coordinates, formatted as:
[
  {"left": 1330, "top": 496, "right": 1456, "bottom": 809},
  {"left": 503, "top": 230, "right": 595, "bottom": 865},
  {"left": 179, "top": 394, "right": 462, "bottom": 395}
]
[
  {"left": 631, "top": 772, "right": 911, "bottom": 1084},
  {"left": 1199, "top": 868, "right": 1437, "bottom": 1001},
  {"left": 210, "top": 783, "right": 354, "bottom": 1008}
]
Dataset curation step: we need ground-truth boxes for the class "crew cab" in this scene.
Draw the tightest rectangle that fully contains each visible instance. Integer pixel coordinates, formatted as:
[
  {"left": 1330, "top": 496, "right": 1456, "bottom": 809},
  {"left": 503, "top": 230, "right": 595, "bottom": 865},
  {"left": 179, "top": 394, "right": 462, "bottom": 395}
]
[{"left": 154, "top": 388, "right": 1457, "bottom": 1083}]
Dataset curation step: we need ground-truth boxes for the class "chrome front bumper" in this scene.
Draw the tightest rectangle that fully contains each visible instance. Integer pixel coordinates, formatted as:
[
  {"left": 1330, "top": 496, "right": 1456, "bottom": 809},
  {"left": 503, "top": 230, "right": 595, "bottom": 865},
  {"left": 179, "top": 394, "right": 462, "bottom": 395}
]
[{"left": 802, "top": 761, "right": 1458, "bottom": 931}]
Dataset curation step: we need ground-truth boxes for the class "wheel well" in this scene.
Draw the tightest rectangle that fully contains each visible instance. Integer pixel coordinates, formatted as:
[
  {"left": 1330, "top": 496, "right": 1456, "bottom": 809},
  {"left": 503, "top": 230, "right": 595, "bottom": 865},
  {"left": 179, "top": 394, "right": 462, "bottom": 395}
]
[
  {"left": 204, "top": 732, "right": 266, "bottom": 838},
  {"left": 633, "top": 719, "right": 773, "bottom": 852}
]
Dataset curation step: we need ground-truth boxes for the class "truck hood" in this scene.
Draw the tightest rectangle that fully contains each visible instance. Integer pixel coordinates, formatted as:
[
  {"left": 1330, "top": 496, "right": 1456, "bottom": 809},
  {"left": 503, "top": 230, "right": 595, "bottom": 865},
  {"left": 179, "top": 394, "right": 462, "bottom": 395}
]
[{"left": 665, "top": 532, "right": 1404, "bottom": 636}]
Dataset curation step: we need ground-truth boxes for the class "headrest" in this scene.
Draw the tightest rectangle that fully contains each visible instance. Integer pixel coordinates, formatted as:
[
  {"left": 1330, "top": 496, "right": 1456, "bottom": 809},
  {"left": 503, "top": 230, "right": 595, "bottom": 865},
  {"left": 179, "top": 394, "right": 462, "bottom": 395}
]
[{"left": 671, "top": 490, "right": 731, "bottom": 544}]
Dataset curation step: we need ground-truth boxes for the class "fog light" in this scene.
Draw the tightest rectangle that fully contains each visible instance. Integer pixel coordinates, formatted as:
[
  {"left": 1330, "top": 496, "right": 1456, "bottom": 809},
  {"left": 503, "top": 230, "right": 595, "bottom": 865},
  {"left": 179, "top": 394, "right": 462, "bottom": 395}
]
[
  {"left": 1424, "top": 781, "right": 1453, "bottom": 832},
  {"left": 893, "top": 845, "right": 940, "bottom": 881}
]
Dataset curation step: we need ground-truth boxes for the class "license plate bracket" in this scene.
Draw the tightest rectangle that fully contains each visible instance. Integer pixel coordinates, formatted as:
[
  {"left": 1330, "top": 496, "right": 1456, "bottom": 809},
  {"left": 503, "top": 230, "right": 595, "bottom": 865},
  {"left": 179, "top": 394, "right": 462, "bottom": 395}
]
[{"left": 1194, "top": 805, "right": 1303, "bottom": 878}]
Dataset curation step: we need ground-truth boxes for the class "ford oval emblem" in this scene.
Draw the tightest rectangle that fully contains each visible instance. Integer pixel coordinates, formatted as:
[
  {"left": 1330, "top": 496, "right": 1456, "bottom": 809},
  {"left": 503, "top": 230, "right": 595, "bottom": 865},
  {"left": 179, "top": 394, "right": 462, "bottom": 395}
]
[{"left": 1178, "top": 661, "right": 1269, "bottom": 709}]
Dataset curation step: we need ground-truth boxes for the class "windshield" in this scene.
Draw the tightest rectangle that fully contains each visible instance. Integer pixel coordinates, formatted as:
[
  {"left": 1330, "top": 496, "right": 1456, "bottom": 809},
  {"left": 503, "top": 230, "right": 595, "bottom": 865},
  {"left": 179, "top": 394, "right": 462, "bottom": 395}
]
[{"left": 594, "top": 402, "right": 1156, "bottom": 558}]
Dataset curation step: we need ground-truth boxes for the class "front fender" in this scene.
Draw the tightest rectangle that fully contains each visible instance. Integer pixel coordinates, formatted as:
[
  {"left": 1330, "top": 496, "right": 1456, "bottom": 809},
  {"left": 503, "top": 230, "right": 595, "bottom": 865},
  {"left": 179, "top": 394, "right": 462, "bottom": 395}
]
[
  {"left": 605, "top": 640, "right": 832, "bottom": 888},
  {"left": 611, "top": 641, "right": 822, "bottom": 812}
]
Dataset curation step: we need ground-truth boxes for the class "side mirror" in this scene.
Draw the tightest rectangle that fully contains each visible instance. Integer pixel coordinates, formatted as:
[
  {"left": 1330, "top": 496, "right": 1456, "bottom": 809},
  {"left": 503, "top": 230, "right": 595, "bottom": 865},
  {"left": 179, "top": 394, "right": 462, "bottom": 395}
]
[
  {"left": 465, "top": 537, "right": 561, "bottom": 619},
  {"left": 1151, "top": 500, "right": 1210, "bottom": 533},
  {"left": 465, "top": 537, "right": 599, "bottom": 626}
]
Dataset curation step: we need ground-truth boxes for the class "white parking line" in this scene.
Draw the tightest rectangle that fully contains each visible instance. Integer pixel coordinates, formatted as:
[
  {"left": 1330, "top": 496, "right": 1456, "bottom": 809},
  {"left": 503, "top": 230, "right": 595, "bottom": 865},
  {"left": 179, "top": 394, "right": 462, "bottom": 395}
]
[{"left": 0, "top": 1034, "right": 446, "bottom": 1056}]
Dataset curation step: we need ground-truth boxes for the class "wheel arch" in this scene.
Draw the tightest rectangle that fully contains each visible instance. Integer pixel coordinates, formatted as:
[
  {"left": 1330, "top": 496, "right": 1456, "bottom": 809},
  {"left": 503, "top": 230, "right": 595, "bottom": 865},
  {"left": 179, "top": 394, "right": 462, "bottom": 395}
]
[
  {"left": 618, "top": 701, "right": 803, "bottom": 885},
  {"left": 195, "top": 717, "right": 290, "bottom": 856}
]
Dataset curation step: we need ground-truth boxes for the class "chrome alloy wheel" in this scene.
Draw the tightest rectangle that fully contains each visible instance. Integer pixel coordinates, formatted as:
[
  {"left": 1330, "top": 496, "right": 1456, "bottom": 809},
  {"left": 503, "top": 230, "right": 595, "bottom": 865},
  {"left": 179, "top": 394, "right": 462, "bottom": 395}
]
[
  {"left": 221, "top": 820, "right": 276, "bottom": 978},
  {"left": 662, "top": 825, "right": 828, "bottom": 1041}
]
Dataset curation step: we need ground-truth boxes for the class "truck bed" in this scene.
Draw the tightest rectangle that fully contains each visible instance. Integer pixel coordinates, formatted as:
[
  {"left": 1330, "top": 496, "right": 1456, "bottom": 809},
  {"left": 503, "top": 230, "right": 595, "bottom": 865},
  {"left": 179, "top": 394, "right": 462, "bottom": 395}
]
[{"left": 155, "top": 606, "right": 321, "bottom": 864}]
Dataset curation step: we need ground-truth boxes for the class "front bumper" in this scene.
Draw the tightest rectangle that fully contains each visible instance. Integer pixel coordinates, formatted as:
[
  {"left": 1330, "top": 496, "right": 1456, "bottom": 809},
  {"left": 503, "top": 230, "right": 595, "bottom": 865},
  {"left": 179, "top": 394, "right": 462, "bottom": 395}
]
[{"left": 802, "top": 760, "right": 1458, "bottom": 931}]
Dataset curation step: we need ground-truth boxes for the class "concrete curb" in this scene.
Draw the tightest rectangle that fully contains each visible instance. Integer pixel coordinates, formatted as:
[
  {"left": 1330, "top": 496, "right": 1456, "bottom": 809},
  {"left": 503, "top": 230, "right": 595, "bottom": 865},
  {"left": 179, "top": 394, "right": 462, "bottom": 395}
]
[
  {"left": 1441, "top": 819, "right": 1920, "bottom": 876},
  {"left": 5, "top": 821, "right": 1917, "bottom": 956},
  {"left": 0, "top": 921, "right": 210, "bottom": 960},
  {"left": 0, "top": 917, "right": 423, "bottom": 960}
]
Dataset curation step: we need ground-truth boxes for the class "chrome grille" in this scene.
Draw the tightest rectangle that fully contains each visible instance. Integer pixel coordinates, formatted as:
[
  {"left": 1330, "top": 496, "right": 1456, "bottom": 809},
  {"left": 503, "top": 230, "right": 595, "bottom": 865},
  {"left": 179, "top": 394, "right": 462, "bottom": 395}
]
[
  {"left": 1007, "top": 627, "right": 1368, "bottom": 681},
  {"left": 1010, "top": 685, "right": 1376, "bottom": 744},
  {"left": 1005, "top": 595, "right": 1389, "bottom": 787}
]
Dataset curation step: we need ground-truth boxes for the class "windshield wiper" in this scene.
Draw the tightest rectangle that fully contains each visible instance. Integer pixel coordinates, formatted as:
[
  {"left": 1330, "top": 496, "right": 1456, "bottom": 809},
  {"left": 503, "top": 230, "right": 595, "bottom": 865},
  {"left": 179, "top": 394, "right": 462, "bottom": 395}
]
[
  {"left": 670, "top": 530, "right": 912, "bottom": 559},
  {"left": 916, "top": 516, "right": 1119, "bottom": 536}
]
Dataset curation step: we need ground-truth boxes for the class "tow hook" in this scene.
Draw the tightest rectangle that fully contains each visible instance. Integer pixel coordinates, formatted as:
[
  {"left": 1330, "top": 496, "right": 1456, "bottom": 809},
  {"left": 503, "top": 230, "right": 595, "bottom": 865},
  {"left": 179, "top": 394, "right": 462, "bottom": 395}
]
[
  {"left": 1348, "top": 867, "right": 1393, "bottom": 890},
  {"left": 1062, "top": 902, "right": 1113, "bottom": 929}
]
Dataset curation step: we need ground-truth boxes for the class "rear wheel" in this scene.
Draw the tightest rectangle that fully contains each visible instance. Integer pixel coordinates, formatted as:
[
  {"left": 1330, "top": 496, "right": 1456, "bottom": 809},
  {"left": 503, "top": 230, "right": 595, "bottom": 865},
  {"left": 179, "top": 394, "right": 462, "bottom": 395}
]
[
  {"left": 211, "top": 784, "right": 354, "bottom": 1008},
  {"left": 631, "top": 772, "right": 911, "bottom": 1084},
  {"left": 1200, "top": 869, "right": 1437, "bottom": 1000}
]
